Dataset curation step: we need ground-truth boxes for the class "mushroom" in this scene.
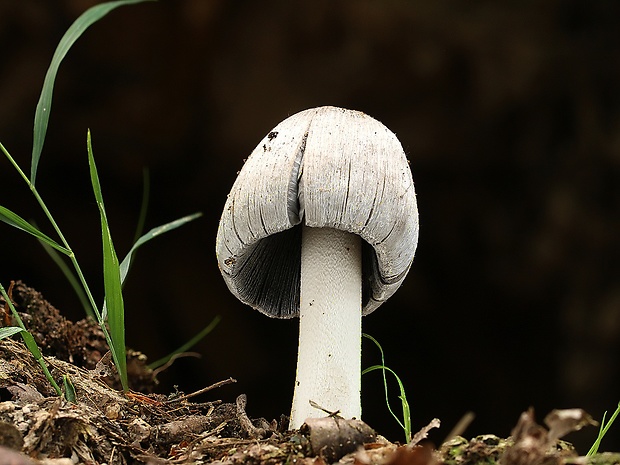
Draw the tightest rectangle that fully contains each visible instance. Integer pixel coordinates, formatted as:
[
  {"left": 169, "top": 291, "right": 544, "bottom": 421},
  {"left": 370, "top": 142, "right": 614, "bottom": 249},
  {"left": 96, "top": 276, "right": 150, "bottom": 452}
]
[{"left": 215, "top": 106, "right": 419, "bottom": 429}]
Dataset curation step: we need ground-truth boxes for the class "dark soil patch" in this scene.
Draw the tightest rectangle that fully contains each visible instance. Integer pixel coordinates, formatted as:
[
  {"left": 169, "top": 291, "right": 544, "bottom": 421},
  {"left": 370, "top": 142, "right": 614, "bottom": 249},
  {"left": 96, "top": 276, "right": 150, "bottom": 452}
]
[{"left": 0, "top": 282, "right": 615, "bottom": 465}]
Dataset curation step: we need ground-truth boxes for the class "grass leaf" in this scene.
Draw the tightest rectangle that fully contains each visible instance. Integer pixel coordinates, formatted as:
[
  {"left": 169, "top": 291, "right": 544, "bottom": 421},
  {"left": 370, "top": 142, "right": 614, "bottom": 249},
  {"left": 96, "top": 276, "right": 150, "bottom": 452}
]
[
  {"left": 588, "top": 402, "right": 620, "bottom": 456},
  {"left": 0, "top": 282, "right": 62, "bottom": 396},
  {"left": 101, "top": 212, "right": 202, "bottom": 320},
  {"left": 363, "top": 333, "right": 412, "bottom": 443},
  {"left": 120, "top": 212, "right": 202, "bottom": 285},
  {"left": 0, "top": 205, "right": 72, "bottom": 255},
  {"left": 31, "top": 0, "right": 155, "bottom": 185},
  {"left": 87, "top": 131, "right": 127, "bottom": 391},
  {"left": 19, "top": 329, "right": 62, "bottom": 396},
  {"left": 19, "top": 329, "right": 44, "bottom": 361},
  {"left": 148, "top": 315, "right": 221, "bottom": 369},
  {"left": 63, "top": 375, "right": 77, "bottom": 403},
  {"left": 0, "top": 327, "right": 25, "bottom": 339}
]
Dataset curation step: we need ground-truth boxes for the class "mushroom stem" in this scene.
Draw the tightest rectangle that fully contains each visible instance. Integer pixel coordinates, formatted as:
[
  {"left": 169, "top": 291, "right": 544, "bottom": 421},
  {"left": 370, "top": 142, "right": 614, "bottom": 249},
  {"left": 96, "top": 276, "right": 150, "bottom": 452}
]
[{"left": 290, "top": 225, "right": 362, "bottom": 430}]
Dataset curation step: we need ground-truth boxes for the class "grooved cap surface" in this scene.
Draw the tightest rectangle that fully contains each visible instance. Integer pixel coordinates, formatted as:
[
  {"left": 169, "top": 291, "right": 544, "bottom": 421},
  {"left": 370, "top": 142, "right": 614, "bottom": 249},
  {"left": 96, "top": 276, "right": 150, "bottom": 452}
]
[{"left": 216, "top": 106, "right": 419, "bottom": 318}]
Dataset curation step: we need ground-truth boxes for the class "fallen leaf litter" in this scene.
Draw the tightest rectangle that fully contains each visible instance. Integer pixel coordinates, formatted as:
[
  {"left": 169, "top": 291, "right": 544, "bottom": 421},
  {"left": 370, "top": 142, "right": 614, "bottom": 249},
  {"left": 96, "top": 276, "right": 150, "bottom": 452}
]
[{"left": 0, "top": 282, "right": 615, "bottom": 465}]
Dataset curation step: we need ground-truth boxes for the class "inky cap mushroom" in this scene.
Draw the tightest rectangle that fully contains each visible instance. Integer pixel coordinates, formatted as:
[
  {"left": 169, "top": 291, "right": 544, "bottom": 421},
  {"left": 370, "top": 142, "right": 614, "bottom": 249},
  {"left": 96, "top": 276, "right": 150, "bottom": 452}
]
[{"left": 216, "top": 106, "right": 419, "bottom": 429}]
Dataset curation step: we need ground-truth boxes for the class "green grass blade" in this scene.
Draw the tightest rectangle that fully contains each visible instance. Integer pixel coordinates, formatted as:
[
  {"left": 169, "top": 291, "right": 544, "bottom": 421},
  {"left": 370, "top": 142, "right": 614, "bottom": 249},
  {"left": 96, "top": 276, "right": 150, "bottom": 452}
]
[
  {"left": 63, "top": 374, "right": 77, "bottom": 403},
  {"left": 363, "top": 363, "right": 411, "bottom": 439},
  {"left": 87, "top": 131, "right": 127, "bottom": 391},
  {"left": 19, "top": 329, "right": 43, "bottom": 362},
  {"left": 1, "top": 141, "right": 31, "bottom": 186},
  {"left": 31, "top": 0, "right": 155, "bottom": 185},
  {"left": 587, "top": 402, "right": 620, "bottom": 456},
  {"left": 362, "top": 333, "right": 412, "bottom": 442},
  {"left": 0, "top": 282, "right": 62, "bottom": 396},
  {"left": 19, "top": 329, "right": 63, "bottom": 396},
  {"left": 0, "top": 205, "right": 71, "bottom": 255},
  {"left": 588, "top": 411, "right": 608, "bottom": 456},
  {"left": 120, "top": 213, "right": 202, "bottom": 284},
  {"left": 0, "top": 327, "right": 26, "bottom": 339},
  {"left": 148, "top": 315, "right": 221, "bottom": 369},
  {"left": 3, "top": 141, "right": 99, "bottom": 320},
  {"left": 100, "top": 212, "right": 202, "bottom": 320}
]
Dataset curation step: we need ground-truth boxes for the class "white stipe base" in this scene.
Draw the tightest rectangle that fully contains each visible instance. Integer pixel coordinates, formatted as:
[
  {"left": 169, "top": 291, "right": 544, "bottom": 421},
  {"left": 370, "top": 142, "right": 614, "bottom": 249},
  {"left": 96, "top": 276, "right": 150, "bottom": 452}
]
[{"left": 289, "top": 225, "right": 362, "bottom": 430}]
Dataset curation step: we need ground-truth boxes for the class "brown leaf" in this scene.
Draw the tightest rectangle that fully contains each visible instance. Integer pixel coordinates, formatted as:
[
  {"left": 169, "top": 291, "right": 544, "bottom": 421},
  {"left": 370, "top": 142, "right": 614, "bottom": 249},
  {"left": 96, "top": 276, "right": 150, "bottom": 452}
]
[
  {"left": 544, "top": 409, "right": 597, "bottom": 443},
  {"left": 502, "top": 408, "right": 584, "bottom": 465}
]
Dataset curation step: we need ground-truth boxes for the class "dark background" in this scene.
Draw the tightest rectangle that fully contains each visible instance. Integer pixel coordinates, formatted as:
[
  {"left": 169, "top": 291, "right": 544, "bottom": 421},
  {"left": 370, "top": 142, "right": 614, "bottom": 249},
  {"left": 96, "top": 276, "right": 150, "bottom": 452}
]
[{"left": 1, "top": 0, "right": 619, "bottom": 453}]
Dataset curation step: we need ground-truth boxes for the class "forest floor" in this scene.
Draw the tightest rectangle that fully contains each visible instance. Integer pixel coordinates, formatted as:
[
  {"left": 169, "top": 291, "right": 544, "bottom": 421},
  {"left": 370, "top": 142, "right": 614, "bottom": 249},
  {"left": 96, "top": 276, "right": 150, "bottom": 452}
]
[{"left": 0, "top": 282, "right": 617, "bottom": 465}]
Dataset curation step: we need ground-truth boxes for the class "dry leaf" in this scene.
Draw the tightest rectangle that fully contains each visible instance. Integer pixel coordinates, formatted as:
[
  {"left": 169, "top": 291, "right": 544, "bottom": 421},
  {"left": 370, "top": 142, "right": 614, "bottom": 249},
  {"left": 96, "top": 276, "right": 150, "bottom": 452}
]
[{"left": 501, "top": 408, "right": 589, "bottom": 465}]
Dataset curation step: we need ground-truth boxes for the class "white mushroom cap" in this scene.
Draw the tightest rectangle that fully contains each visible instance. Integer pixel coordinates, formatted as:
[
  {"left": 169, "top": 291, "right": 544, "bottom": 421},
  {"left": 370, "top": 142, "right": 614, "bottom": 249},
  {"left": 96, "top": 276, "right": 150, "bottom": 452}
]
[{"left": 215, "top": 106, "right": 419, "bottom": 318}]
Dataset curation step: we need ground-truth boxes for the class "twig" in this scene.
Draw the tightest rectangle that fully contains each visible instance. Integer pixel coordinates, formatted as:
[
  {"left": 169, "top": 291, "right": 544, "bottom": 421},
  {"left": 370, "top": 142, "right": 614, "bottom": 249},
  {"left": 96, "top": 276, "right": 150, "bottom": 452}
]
[
  {"left": 442, "top": 412, "right": 475, "bottom": 445},
  {"left": 167, "top": 378, "right": 237, "bottom": 403},
  {"left": 408, "top": 418, "right": 441, "bottom": 448},
  {"left": 151, "top": 352, "right": 201, "bottom": 379},
  {"left": 236, "top": 394, "right": 266, "bottom": 439},
  {"left": 309, "top": 399, "right": 341, "bottom": 417}
]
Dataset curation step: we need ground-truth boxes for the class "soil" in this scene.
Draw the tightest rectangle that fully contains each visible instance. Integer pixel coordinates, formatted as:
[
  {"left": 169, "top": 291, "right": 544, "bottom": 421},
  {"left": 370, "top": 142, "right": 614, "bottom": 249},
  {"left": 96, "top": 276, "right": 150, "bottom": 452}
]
[{"left": 0, "top": 282, "right": 617, "bottom": 465}]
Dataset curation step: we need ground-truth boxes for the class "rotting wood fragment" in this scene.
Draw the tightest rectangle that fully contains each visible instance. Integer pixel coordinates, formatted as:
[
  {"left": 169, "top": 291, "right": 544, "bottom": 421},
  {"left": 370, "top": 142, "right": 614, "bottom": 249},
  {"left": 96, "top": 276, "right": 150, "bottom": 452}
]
[{"left": 301, "top": 416, "right": 376, "bottom": 463}]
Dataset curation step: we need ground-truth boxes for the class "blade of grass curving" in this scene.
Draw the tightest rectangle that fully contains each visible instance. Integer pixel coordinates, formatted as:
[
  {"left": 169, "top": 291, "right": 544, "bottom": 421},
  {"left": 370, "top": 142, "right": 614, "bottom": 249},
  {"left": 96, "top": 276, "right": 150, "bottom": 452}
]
[
  {"left": 363, "top": 364, "right": 411, "bottom": 441},
  {"left": 120, "top": 213, "right": 202, "bottom": 284},
  {"left": 148, "top": 315, "right": 221, "bottom": 370},
  {"left": 31, "top": 0, "right": 155, "bottom": 185},
  {"left": 587, "top": 402, "right": 620, "bottom": 456},
  {"left": 588, "top": 411, "right": 608, "bottom": 457},
  {"left": 0, "top": 282, "right": 62, "bottom": 396},
  {"left": 363, "top": 333, "right": 412, "bottom": 442},
  {"left": 0, "top": 205, "right": 71, "bottom": 255},
  {"left": 87, "top": 131, "right": 127, "bottom": 391},
  {"left": 3, "top": 137, "right": 101, "bottom": 319},
  {"left": 102, "top": 211, "right": 202, "bottom": 320}
]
